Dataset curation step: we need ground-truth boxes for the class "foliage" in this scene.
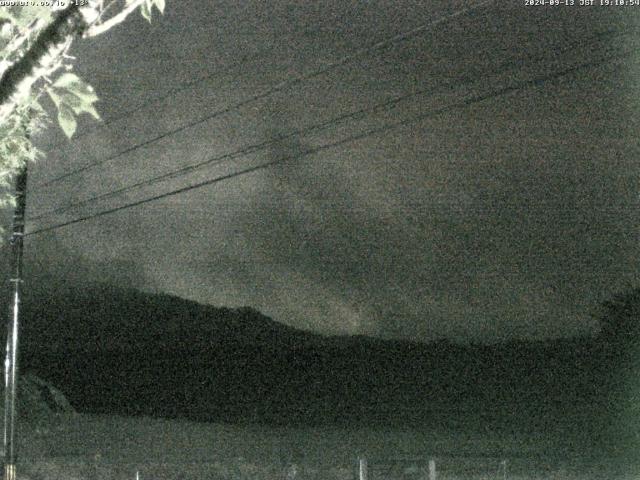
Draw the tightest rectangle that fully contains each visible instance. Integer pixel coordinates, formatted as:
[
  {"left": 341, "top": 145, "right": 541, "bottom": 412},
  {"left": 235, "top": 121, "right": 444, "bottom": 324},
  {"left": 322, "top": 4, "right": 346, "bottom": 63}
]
[
  {"left": 596, "top": 287, "right": 640, "bottom": 346},
  {"left": 0, "top": 101, "right": 47, "bottom": 208},
  {"left": 140, "top": 0, "right": 165, "bottom": 22},
  {"left": 0, "top": 0, "right": 165, "bottom": 226},
  {"left": 592, "top": 287, "right": 640, "bottom": 459},
  {"left": 46, "top": 72, "right": 99, "bottom": 138}
]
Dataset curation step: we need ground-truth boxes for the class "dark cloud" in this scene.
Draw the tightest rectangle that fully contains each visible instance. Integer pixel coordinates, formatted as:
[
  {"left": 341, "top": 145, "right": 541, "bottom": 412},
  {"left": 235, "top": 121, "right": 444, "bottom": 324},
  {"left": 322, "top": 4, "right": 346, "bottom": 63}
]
[
  {"left": 9, "top": 2, "right": 640, "bottom": 342},
  {"left": 21, "top": 235, "right": 152, "bottom": 294}
]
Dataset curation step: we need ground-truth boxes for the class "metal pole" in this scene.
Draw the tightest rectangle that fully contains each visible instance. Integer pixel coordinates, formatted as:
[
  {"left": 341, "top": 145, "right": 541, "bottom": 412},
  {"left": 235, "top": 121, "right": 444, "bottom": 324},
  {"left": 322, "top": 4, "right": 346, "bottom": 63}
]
[
  {"left": 3, "top": 164, "right": 27, "bottom": 480},
  {"left": 428, "top": 458, "right": 436, "bottom": 480},
  {"left": 358, "top": 457, "right": 367, "bottom": 480}
]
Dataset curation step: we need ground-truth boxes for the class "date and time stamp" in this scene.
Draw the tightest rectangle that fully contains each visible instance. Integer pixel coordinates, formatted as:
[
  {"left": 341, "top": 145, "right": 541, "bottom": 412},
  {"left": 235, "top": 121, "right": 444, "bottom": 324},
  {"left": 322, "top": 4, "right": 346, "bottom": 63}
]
[{"left": 526, "top": 0, "right": 640, "bottom": 5}]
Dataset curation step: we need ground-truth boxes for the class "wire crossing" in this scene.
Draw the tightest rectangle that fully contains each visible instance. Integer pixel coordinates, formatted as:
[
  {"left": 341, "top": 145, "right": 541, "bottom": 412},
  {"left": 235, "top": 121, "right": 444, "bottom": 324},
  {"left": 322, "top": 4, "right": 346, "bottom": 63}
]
[
  {"left": 42, "top": 45, "right": 281, "bottom": 152},
  {"left": 30, "top": 25, "right": 629, "bottom": 223},
  {"left": 25, "top": 47, "right": 630, "bottom": 237},
  {"left": 35, "top": 0, "right": 495, "bottom": 189}
]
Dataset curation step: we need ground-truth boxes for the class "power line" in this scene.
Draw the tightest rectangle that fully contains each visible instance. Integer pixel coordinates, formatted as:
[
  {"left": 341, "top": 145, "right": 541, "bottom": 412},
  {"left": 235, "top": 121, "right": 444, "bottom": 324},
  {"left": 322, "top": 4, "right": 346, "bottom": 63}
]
[
  {"left": 32, "top": 26, "right": 627, "bottom": 220},
  {"left": 42, "top": 45, "right": 284, "bottom": 152},
  {"left": 25, "top": 48, "right": 630, "bottom": 237},
  {"left": 30, "top": 26, "right": 627, "bottom": 222},
  {"left": 35, "top": 0, "right": 495, "bottom": 189},
  {"left": 30, "top": 66, "right": 495, "bottom": 221},
  {"left": 51, "top": 13, "right": 625, "bottom": 158}
]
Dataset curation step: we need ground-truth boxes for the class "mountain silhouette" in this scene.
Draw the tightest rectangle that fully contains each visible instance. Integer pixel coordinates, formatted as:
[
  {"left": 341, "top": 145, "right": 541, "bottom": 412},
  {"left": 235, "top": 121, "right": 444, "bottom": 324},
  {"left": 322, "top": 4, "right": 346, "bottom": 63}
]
[{"left": 0, "top": 282, "right": 629, "bottom": 457}]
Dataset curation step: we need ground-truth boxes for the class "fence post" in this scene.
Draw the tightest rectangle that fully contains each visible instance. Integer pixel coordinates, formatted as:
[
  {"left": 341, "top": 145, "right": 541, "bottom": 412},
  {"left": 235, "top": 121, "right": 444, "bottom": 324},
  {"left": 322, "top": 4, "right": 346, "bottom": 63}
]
[
  {"left": 286, "top": 463, "right": 298, "bottom": 480},
  {"left": 358, "top": 457, "right": 368, "bottom": 480},
  {"left": 428, "top": 458, "right": 436, "bottom": 480},
  {"left": 89, "top": 452, "right": 101, "bottom": 480}
]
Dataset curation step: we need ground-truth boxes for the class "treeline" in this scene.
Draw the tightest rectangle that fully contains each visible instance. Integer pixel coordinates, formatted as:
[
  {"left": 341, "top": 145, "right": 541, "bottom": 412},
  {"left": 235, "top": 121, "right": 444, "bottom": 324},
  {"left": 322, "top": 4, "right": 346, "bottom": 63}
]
[{"left": 5, "top": 283, "right": 640, "bottom": 454}]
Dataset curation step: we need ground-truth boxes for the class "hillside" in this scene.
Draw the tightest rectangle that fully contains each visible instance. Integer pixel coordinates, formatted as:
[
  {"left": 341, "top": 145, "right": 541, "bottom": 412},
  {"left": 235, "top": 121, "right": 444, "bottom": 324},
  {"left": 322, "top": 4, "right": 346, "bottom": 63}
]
[{"left": 0, "top": 283, "right": 630, "bottom": 456}]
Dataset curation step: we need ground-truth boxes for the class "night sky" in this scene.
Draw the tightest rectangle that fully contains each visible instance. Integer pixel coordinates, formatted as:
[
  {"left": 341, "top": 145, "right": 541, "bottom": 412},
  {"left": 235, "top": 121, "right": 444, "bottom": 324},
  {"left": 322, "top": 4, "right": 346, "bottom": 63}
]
[{"left": 11, "top": 1, "right": 640, "bottom": 342}]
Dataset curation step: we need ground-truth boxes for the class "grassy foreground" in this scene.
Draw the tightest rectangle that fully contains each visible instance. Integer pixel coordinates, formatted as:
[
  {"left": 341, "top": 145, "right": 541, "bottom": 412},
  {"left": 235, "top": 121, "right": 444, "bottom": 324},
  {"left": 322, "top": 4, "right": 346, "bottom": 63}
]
[{"left": 3, "top": 413, "right": 636, "bottom": 479}]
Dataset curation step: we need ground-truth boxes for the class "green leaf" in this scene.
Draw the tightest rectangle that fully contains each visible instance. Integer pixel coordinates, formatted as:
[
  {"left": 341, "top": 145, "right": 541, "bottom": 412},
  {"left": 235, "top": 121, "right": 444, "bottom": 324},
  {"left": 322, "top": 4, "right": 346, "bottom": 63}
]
[
  {"left": 153, "top": 0, "right": 165, "bottom": 14},
  {"left": 12, "top": 6, "right": 52, "bottom": 28},
  {"left": 53, "top": 73, "right": 98, "bottom": 103},
  {"left": 0, "top": 21, "right": 14, "bottom": 42},
  {"left": 28, "top": 99, "right": 45, "bottom": 115},
  {"left": 141, "top": 1, "right": 152, "bottom": 22},
  {"left": 0, "top": 13, "right": 16, "bottom": 25},
  {"left": 59, "top": 92, "right": 82, "bottom": 112},
  {"left": 52, "top": 72, "right": 78, "bottom": 89},
  {"left": 81, "top": 102, "right": 100, "bottom": 120},
  {"left": 62, "top": 93, "right": 100, "bottom": 119},
  {"left": 88, "top": 105, "right": 100, "bottom": 120},
  {"left": 57, "top": 104, "right": 77, "bottom": 139},
  {"left": 46, "top": 86, "right": 62, "bottom": 109},
  {"left": 50, "top": 74, "right": 101, "bottom": 124}
]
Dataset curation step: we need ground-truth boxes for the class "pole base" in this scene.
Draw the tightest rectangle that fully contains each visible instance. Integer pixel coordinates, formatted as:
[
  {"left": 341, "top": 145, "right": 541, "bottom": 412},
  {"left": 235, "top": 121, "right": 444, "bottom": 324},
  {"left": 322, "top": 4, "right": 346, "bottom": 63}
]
[{"left": 3, "top": 463, "right": 16, "bottom": 480}]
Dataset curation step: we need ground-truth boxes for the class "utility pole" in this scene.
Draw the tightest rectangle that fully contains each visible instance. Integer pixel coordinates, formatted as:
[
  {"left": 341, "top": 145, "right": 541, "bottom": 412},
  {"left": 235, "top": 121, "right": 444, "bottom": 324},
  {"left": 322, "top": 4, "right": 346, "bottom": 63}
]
[{"left": 3, "top": 163, "right": 27, "bottom": 480}]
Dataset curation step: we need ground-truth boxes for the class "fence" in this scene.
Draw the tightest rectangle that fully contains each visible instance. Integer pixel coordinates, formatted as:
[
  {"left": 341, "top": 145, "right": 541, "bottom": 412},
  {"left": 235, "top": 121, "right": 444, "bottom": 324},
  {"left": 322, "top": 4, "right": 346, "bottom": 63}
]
[
  {"left": 356, "top": 456, "right": 509, "bottom": 480},
  {"left": 19, "top": 453, "right": 637, "bottom": 480}
]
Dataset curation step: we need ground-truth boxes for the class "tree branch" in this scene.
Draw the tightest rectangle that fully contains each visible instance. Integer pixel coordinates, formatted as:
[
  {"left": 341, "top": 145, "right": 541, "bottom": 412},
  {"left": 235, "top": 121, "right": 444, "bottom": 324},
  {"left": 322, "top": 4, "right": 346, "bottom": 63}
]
[
  {"left": 6, "top": 19, "right": 46, "bottom": 59},
  {"left": 85, "top": 0, "right": 145, "bottom": 37},
  {"left": 0, "top": 3, "right": 87, "bottom": 125}
]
